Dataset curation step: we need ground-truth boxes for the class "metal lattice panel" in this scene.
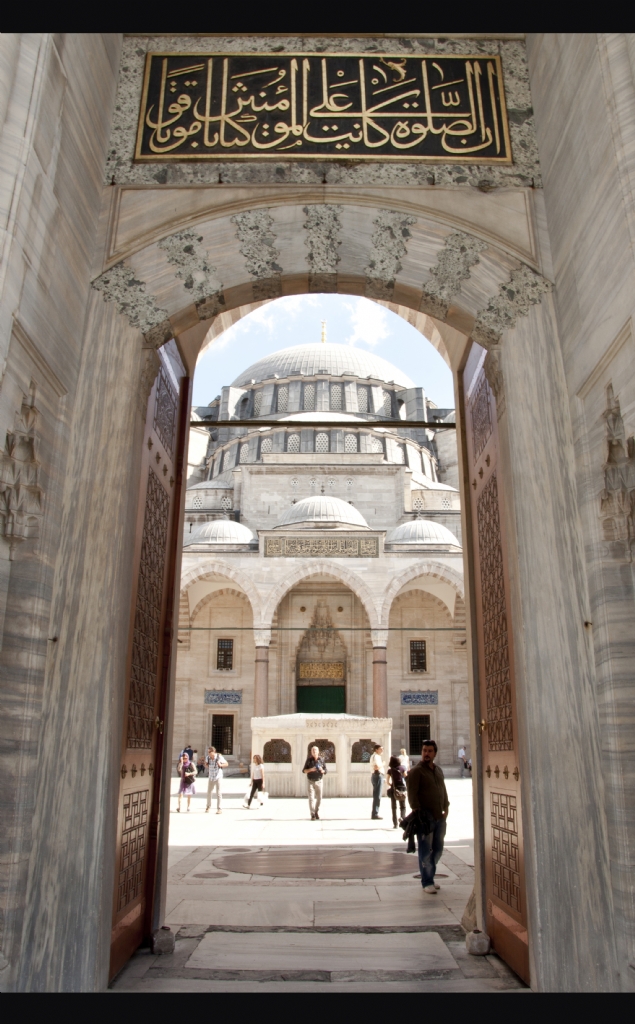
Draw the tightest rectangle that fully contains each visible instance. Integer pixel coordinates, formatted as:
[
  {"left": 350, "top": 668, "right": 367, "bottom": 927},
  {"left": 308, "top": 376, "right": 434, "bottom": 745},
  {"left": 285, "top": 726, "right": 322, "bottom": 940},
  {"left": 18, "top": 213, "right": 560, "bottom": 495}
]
[
  {"left": 253, "top": 391, "right": 263, "bottom": 417},
  {"left": 277, "top": 385, "right": 289, "bottom": 412},
  {"left": 315, "top": 432, "right": 329, "bottom": 453},
  {"left": 382, "top": 390, "right": 392, "bottom": 415},
  {"left": 471, "top": 375, "right": 493, "bottom": 460},
  {"left": 357, "top": 385, "right": 368, "bottom": 412},
  {"left": 117, "top": 789, "right": 149, "bottom": 911},
  {"left": 263, "top": 738, "right": 292, "bottom": 763},
  {"left": 153, "top": 367, "right": 178, "bottom": 457},
  {"left": 287, "top": 433, "right": 300, "bottom": 453},
  {"left": 260, "top": 436, "right": 273, "bottom": 454},
  {"left": 303, "top": 384, "right": 316, "bottom": 411},
  {"left": 239, "top": 444, "right": 249, "bottom": 463},
  {"left": 490, "top": 791, "right": 521, "bottom": 911},
  {"left": 344, "top": 433, "right": 357, "bottom": 453},
  {"left": 477, "top": 471, "right": 513, "bottom": 751},
  {"left": 371, "top": 436, "right": 384, "bottom": 454},
  {"left": 331, "top": 384, "right": 342, "bottom": 410},
  {"left": 127, "top": 468, "right": 170, "bottom": 749}
]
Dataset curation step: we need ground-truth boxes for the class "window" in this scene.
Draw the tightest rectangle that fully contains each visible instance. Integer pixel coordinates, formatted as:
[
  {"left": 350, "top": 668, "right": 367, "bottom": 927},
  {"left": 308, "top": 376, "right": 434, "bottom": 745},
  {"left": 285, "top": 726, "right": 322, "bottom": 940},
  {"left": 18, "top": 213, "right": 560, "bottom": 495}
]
[
  {"left": 371, "top": 436, "right": 384, "bottom": 454},
  {"left": 409, "top": 715, "right": 430, "bottom": 755},
  {"left": 344, "top": 433, "right": 357, "bottom": 453},
  {"left": 442, "top": 496, "right": 451, "bottom": 509},
  {"left": 287, "top": 433, "right": 300, "bottom": 453},
  {"left": 212, "top": 715, "right": 234, "bottom": 755},
  {"left": 253, "top": 391, "right": 262, "bottom": 416},
  {"left": 277, "top": 385, "right": 288, "bottom": 412},
  {"left": 413, "top": 495, "right": 424, "bottom": 511},
  {"left": 315, "top": 432, "right": 329, "bottom": 452},
  {"left": 331, "top": 384, "right": 342, "bottom": 410},
  {"left": 239, "top": 444, "right": 249, "bottom": 463},
  {"left": 192, "top": 494, "right": 203, "bottom": 509},
  {"left": 410, "top": 640, "right": 427, "bottom": 672},
  {"left": 260, "top": 436, "right": 273, "bottom": 455},
  {"left": 382, "top": 389, "right": 392, "bottom": 416},
  {"left": 217, "top": 639, "right": 234, "bottom": 670},
  {"left": 303, "top": 383, "right": 316, "bottom": 411},
  {"left": 220, "top": 496, "right": 232, "bottom": 510},
  {"left": 357, "top": 385, "right": 368, "bottom": 412}
]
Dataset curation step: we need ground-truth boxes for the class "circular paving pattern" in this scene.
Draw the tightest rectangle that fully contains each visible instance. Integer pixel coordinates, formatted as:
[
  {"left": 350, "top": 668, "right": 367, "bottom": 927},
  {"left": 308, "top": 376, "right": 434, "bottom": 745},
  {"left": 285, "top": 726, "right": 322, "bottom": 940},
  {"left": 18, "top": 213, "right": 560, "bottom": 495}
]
[{"left": 212, "top": 849, "right": 417, "bottom": 879}]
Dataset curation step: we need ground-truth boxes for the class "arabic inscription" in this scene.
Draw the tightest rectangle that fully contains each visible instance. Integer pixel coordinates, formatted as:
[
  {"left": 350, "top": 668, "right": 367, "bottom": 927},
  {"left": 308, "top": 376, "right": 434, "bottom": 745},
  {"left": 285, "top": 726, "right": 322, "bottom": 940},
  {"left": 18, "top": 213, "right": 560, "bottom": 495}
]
[{"left": 135, "top": 53, "right": 511, "bottom": 162}]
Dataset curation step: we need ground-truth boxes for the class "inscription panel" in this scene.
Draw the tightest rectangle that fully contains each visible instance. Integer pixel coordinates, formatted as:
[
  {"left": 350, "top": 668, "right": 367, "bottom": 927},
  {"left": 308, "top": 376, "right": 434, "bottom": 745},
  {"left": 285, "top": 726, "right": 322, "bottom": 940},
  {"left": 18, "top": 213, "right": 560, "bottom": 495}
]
[
  {"left": 299, "top": 662, "right": 345, "bottom": 679},
  {"left": 401, "top": 690, "right": 439, "bottom": 705},
  {"left": 204, "top": 690, "right": 242, "bottom": 704},
  {"left": 265, "top": 535, "right": 379, "bottom": 557},
  {"left": 136, "top": 53, "right": 511, "bottom": 163},
  {"left": 477, "top": 471, "right": 513, "bottom": 751}
]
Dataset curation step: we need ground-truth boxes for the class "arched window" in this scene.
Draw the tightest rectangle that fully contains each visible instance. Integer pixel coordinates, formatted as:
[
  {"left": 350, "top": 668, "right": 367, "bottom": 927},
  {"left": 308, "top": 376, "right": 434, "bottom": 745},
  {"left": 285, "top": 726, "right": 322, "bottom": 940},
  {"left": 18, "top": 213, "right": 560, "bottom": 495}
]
[
  {"left": 382, "top": 389, "right": 392, "bottom": 416},
  {"left": 371, "top": 436, "right": 384, "bottom": 454},
  {"left": 287, "top": 433, "right": 300, "bottom": 453},
  {"left": 315, "top": 432, "right": 329, "bottom": 453},
  {"left": 351, "top": 739, "right": 374, "bottom": 763},
  {"left": 277, "top": 385, "right": 288, "bottom": 412},
  {"left": 344, "top": 433, "right": 358, "bottom": 453},
  {"left": 260, "top": 436, "right": 273, "bottom": 455},
  {"left": 239, "top": 444, "right": 249, "bottom": 463},
  {"left": 253, "top": 390, "right": 263, "bottom": 417},
  {"left": 263, "top": 739, "right": 292, "bottom": 763},
  {"left": 303, "top": 383, "right": 316, "bottom": 411},
  {"left": 357, "top": 385, "right": 369, "bottom": 412},
  {"left": 192, "top": 494, "right": 203, "bottom": 509},
  {"left": 307, "top": 739, "right": 336, "bottom": 763},
  {"left": 330, "top": 383, "right": 342, "bottom": 410}
]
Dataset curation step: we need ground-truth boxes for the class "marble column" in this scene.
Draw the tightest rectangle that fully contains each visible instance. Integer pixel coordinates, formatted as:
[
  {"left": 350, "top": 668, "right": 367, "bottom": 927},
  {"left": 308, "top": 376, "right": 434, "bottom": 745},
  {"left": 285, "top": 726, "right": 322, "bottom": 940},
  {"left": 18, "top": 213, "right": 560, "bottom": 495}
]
[
  {"left": 253, "top": 629, "right": 271, "bottom": 717},
  {"left": 371, "top": 631, "right": 389, "bottom": 718}
]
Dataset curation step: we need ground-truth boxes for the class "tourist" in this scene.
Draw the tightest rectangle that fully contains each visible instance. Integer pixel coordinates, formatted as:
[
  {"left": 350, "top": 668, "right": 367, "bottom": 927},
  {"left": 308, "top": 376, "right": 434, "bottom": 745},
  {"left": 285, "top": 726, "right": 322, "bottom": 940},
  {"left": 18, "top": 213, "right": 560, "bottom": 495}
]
[
  {"left": 406, "top": 740, "right": 449, "bottom": 894},
  {"left": 205, "top": 746, "right": 228, "bottom": 814},
  {"left": 387, "top": 754, "right": 407, "bottom": 829},
  {"left": 177, "top": 753, "right": 196, "bottom": 812},
  {"left": 370, "top": 743, "right": 385, "bottom": 820},
  {"left": 244, "top": 754, "right": 265, "bottom": 808},
  {"left": 302, "top": 744, "right": 327, "bottom": 820},
  {"left": 180, "top": 742, "right": 194, "bottom": 762},
  {"left": 398, "top": 748, "right": 410, "bottom": 774},
  {"left": 458, "top": 744, "right": 467, "bottom": 778}
]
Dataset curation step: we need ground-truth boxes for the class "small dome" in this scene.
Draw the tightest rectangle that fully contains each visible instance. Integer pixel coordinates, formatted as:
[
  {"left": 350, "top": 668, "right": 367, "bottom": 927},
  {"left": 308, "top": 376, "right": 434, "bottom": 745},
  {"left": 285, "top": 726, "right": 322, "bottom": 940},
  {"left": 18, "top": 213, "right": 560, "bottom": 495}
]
[
  {"left": 386, "top": 518, "right": 460, "bottom": 547},
  {"left": 185, "top": 519, "right": 255, "bottom": 546},
  {"left": 275, "top": 495, "right": 369, "bottom": 530}
]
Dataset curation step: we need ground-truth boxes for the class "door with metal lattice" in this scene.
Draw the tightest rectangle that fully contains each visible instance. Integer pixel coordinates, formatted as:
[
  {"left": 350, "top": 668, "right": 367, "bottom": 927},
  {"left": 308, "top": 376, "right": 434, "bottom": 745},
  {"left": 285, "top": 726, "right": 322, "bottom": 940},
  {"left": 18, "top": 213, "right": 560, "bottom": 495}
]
[{"left": 463, "top": 348, "right": 529, "bottom": 984}]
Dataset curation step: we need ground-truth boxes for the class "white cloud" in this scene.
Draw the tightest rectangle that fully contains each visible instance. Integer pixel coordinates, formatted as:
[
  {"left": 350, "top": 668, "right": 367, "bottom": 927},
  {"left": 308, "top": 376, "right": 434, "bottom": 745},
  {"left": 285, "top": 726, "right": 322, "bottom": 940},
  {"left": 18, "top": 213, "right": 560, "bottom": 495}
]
[{"left": 344, "top": 297, "right": 390, "bottom": 348}]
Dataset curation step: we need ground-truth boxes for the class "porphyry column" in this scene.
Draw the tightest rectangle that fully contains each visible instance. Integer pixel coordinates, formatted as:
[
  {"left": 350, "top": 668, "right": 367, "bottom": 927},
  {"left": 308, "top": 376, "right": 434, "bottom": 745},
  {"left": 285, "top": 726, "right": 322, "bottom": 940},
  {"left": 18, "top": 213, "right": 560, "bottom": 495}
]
[
  {"left": 253, "top": 629, "right": 271, "bottom": 717},
  {"left": 371, "top": 631, "right": 389, "bottom": 718}
]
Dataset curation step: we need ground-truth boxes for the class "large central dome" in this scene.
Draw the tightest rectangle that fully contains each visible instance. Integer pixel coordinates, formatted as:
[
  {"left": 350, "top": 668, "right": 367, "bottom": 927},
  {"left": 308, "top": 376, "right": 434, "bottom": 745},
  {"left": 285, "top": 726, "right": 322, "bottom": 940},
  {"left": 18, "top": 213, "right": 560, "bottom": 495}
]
[{"left": 232, "top": 343, "right": 414, "bottom": 389}]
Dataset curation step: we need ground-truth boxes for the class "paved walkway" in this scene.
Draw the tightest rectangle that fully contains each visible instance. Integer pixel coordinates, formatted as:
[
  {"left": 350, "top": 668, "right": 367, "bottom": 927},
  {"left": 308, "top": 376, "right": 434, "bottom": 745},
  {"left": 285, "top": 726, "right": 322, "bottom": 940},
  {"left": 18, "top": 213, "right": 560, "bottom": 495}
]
[{"left": 112, "top": 776, "right": 526, "bottom": 992}]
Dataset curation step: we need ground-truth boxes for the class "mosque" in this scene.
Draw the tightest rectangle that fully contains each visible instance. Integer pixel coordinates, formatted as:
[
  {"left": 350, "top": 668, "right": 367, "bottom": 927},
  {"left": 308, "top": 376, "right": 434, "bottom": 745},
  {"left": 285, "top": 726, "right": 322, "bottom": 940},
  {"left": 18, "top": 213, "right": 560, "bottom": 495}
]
[{"left": 174, "top": 338, "right": 468, "bottom": 781}]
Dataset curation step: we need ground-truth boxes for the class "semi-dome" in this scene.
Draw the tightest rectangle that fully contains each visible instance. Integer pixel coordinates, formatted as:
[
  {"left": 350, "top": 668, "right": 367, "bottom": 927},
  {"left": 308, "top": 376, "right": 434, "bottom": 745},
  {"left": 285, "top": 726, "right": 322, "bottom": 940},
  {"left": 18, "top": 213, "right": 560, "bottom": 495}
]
[
  {"left": 275, "top": 495, "right": 370, "bottom": 530},
  {"left": 386, "top": 518, "right": 461, "bottom": 547},
  {"left": 232, "top": 343, "right": 414, "bottom": 389},
  {"left": 185, "top": 519, "right": 255, "bottom": 545}
]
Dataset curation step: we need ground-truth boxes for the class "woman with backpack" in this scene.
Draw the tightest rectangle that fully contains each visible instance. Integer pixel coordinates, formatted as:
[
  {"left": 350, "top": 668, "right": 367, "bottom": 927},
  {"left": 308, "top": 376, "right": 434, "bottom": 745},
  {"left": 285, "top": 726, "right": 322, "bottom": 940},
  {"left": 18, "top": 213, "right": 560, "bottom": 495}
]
[
  {"left": 244, "top": 754, "right": 266, "bottom": 808},
  {"left": 177, "top": 752, "right": 197, "bottom": 812}
]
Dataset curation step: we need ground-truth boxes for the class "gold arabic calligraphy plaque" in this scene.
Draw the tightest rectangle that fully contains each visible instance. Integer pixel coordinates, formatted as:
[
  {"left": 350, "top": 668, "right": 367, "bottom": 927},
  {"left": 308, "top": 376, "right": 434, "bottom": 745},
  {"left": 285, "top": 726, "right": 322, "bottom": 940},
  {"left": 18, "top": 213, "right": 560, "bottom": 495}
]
[{"left": 135, "top": 53, "right": 512, "bottom": 163}]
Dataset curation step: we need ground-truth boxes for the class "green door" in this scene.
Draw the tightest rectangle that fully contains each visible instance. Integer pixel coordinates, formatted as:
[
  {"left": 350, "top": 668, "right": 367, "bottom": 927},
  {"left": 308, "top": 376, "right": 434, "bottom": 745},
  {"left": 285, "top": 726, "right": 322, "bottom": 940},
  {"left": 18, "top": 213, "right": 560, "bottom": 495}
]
[{"left": 296, "top": 686, "right": 346, "bottom": 712}]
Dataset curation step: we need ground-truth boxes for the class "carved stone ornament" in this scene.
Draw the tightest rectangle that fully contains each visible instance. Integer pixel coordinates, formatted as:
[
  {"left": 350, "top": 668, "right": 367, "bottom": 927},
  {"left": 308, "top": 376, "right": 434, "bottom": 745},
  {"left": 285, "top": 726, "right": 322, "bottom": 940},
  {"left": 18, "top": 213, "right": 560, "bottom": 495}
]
[
  {"left": 483, "top": 345, "right": 506, "bottom": 418},
  {"left": 599, "top": 384, "right": 635, "bottom": 559},
  {"left": 472, "top": 264, "right": 552, "bottom": 347},
  {"left": 159, "top": 229, "right": 222, "bottom": 303},
  {"left": 304, "top": 204, "right": 342, "bottom": 292},
  {"left": 253, "top": 628, "right": 272, "bottom": 647},
  {"left": 0, "top": 385, "right": 44, "bottom": 558},
  {"left": 92, "top": 261, "right": 172, "bottom": 345},
  {"left": 371, "top": 629, "right": 390, "bottom": 647},
  {"left": 365, "top": 209, "right": 417, "bottom": 300},
  {"left": 421, "top": 231, "right": 488, "bottom": 320},
  {"left": 232, "top": 209, "right": 282, "bottom": 300}
]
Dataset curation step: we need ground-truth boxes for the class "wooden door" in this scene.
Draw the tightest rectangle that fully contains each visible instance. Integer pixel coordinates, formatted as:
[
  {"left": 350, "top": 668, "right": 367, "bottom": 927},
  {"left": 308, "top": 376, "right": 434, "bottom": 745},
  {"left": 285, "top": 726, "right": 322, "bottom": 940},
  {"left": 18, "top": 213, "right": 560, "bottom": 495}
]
[
  {"left": 110, "top": 348, "right": 189, "bottom": 980},
  {"left": 463, "top": 351, "right": 529, "bottom": 984}
]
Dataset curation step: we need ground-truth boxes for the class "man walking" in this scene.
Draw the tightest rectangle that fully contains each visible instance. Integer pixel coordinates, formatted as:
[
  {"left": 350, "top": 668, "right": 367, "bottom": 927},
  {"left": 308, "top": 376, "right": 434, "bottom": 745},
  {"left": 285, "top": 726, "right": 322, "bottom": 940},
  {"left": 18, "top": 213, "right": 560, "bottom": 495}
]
[
  {"left": 370, "top": 743, "right": 385, "bottom": 820},
  {"left": 458, "top": 744, "right": 467, "bottom": 779},
  {"left": 303, "top": 744, "right": 327, "bottom": 820},
  {"left": 205, "top": 746, "right": 228, "bottom": 814},
  {"left": 406, "top": 740, "right": 449, "bottom": 894}
]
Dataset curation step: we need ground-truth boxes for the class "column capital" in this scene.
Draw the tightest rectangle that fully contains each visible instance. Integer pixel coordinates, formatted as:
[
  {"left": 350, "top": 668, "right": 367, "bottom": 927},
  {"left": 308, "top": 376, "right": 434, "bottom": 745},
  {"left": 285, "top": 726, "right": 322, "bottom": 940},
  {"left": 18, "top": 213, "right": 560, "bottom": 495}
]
[
  {"left": 253, "top": 628, "right": 272, "bottom": 647},
  {"left": 371, "top": 630, "right": 389, "bottom": 648}
]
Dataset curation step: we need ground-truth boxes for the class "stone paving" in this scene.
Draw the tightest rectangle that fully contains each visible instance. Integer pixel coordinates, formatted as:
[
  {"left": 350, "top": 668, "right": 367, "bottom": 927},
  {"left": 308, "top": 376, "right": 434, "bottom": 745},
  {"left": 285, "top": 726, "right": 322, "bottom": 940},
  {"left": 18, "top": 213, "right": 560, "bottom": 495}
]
[{"left": 111, "top": 776, "right": 527, "bottom": 992}]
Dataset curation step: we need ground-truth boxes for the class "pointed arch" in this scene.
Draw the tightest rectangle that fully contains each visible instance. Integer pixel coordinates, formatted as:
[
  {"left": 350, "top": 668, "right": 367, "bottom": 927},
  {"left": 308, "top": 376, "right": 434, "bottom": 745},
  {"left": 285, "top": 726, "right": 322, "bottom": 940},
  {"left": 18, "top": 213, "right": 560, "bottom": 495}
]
[
  {"left": 380, "top": 560, "right": 465, "bottom": 627},
  {"left": 260, "top": 560, "right": 380, "bottom": 630},
  {"left": 180, "top": 558, "right": 263, "bottom": 623}
]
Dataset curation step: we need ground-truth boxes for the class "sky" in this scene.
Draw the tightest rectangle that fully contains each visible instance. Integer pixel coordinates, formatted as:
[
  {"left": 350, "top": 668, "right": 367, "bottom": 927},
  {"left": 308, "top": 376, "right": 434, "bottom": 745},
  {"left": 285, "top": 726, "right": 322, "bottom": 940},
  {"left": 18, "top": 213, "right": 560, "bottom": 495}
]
[{"left": 192, "top": 294, "right": 454, "bottom": 408}]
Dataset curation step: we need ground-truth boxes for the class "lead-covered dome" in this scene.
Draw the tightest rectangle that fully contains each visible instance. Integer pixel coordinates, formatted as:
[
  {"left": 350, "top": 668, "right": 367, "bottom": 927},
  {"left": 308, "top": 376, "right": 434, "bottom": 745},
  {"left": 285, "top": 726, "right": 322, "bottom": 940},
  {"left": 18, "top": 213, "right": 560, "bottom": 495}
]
[
  {"left": 275, "top": 495, "right": 370, "bottom": 530},
  {"left": 232, "top": 343, "right": 414, "bottom": 389},
  {"left": 185, "top": 519, "right": 255, "bottom": 545},
  {"left": 386, "top": 518, "right": 460, "bottom": 547}
]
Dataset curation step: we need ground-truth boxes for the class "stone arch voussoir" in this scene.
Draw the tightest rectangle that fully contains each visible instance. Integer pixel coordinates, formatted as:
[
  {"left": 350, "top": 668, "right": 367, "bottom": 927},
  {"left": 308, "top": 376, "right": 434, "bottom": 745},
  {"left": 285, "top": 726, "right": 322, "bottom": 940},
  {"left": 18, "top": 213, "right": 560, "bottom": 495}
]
[
  {"left": 190, "top": 586, "right": 252, "bottom": 624},
  {"left": 261, "top": 560, "right": 381, "bottom": 631},
  {"left": 380, "top": 561, "right": 465, "bottom": 627},
  {"left": 180, "top": 559, "right": 263, "bottom": 624}
]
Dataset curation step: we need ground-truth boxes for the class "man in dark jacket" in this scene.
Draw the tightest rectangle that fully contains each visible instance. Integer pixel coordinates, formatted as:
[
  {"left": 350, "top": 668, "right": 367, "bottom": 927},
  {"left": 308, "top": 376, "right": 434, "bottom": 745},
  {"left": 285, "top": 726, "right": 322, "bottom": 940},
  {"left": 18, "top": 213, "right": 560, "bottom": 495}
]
[{"left": 406, "top": 739, "right": 449, "bottom": 894}]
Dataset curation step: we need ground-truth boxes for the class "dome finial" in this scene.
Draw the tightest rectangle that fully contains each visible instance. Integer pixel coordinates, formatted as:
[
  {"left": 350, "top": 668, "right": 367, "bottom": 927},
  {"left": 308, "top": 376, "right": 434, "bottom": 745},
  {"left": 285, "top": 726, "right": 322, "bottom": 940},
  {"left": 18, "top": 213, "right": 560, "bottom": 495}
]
[{"left": 321, "top": 320, "right": 326, "bottom": 344}]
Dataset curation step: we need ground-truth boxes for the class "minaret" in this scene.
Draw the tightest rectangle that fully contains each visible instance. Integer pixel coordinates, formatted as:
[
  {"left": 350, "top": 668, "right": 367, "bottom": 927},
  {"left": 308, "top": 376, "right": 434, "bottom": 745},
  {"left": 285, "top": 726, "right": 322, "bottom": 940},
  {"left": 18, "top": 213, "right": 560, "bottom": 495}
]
[{"left": 321, "top": 320, "right": 326, "bottom": 344}]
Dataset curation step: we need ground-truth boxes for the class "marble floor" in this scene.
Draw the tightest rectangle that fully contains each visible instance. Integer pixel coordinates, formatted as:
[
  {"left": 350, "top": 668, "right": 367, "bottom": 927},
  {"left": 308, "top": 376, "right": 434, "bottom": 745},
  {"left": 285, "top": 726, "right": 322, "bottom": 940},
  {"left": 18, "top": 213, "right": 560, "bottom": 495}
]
[{"left": 111, "top": 776, "right": 527, "bottom": 993}]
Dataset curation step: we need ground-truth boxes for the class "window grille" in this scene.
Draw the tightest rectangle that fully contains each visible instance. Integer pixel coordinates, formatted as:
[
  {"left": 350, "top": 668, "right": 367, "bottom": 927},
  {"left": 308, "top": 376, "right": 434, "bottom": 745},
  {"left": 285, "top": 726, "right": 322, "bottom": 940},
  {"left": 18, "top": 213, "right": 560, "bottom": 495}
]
[
  {"left": 217, "top": 639, "right": 234, "bottom": 671},
  {"left": 410, "top": 640, "right": 427, "bottom": 672},
  {"left": 253, "top": 391, "right": 262, "bottom": 416},
  {"left": 344, "top": 433, "right": 358, "bottom": 453},
  {"left": 382, "top": 389, "right": 393, "bottom": 416},
  {"left": 371, "top": 436, "right": 384, "bottom": 454},
  {"left": 220, "top": 496, "right": 232, "bottom": 510},
  {"left": 239, "top": 444, "right": 249, "bottom": 463},
  {"left": 287, "top": 433, "right": 300, "bottom": 453},
  {"left": 277, "top": 385, "right": 288, "bottom": 412},
  {"left": 442, "top": 496, "right": 451, "bottom": 509},
  {"left": 263, "top": 739, "right": 292, "bottom": 763},
  {"left": 357, "top": 385, "right": 369, "bottom": 412},
  {"left": 260, "top": 436, "right": 273, "bottom": 455},
  {"left": 409, "top": 714, "right": 430, "bottom": 754},
  {"left": 192, "top": 494, "right": 203, "bottom": 509},
  {"left": 331, "top": 384, "right": 342, "bottom": 410},
  {"left": 303, "top": 383, "right": 316, "bottom": 411},
  {"left": 315, "top": 432, "right": 329, "bottom": 453},
  {"left": 413, "top": 495, "right": 424, "bottom": 511}
]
